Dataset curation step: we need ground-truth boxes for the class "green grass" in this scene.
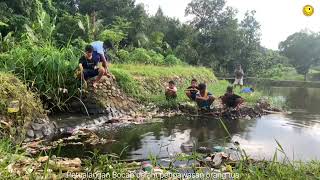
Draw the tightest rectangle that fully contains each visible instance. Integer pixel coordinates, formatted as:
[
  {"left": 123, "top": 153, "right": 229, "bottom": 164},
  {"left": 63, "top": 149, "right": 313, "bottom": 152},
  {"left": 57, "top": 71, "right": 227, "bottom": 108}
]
[
  {"left": 110, "top": 64, "right": 262, "bottom": 108},
  {"left": 0, "top": 72, "right": 45, "bottom": 139},
  {"left": 111, "top": 64, "right": 215, "bottom": 79},
  {"left": 0, "top": 43, "right": 80, "bottom": 110}
]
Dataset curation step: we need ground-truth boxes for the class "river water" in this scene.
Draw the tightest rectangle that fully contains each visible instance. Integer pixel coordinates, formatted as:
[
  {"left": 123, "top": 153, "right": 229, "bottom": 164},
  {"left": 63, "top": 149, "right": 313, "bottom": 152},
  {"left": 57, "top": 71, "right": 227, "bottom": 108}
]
[
  {"left": 54, "top": 86, "right": 320, "bottom": 161},
  {"left": 104, "top": 86, "right": 320, "bottom": 161}
]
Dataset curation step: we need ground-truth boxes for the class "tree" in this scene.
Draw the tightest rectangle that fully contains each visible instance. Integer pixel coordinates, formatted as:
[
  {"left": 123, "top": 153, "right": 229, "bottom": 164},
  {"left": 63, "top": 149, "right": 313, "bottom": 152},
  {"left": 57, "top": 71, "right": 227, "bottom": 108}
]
[
  {"left": 238, "top": 10, "right": 261, "bottom": 73},
  {"left": 279, "top": 31, "right": 320, "bottom": 80},
  {"left": 185, "top": 0, "right": 243, "bottom": 72}
]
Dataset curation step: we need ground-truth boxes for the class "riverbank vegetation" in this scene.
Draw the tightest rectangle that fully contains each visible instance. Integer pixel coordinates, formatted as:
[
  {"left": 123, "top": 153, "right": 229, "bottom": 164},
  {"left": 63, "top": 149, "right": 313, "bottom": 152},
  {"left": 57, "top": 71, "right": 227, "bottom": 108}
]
[
  {"left": 0, "top": 0, "right": 319, "bottom": 178},
  {"left": 0, "top": 137, "right": 319, "bottom": 179},
  {"left": 111, "top": 64, "right": 264, "bottom": 108},
  {"left": 0, "top": 72, "right": 45, "bottom": 139}
]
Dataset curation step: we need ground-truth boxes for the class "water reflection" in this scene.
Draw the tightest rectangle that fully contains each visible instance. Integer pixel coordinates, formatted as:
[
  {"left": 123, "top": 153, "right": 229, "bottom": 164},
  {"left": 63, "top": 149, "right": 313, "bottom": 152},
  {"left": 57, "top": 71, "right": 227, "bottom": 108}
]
[{"left": 102, "top": 86, "right": 320, "bottom": 161}]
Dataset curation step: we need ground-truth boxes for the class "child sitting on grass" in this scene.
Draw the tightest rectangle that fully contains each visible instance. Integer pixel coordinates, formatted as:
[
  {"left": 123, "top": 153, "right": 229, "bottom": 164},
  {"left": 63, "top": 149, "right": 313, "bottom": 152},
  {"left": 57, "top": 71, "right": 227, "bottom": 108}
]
[
  {"left": 165, "top": 80, "right": 177, "bottom": 100},
  {"left": 195, "top": 83, "right": 215, "bottom": 110},
  {"left": 185, "top": 79, "right": 199, "bottom": 101},
  {"left": 220, "top": 86, "right": 244, "bottom": 109}
]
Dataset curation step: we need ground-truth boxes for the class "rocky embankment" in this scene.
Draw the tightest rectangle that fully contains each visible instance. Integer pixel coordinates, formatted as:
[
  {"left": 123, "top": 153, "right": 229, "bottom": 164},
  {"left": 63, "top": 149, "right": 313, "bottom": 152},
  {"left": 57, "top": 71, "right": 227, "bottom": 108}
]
[{"left": 23, "top": 73, "right": 284, "bottom": 142}]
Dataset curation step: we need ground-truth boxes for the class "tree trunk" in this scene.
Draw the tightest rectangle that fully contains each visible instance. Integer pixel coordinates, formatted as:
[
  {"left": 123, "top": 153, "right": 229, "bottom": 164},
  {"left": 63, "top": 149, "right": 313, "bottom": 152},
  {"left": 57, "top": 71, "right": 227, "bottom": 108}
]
[{"left": 92, "top": 10, "right": 97, "bottom": 40}]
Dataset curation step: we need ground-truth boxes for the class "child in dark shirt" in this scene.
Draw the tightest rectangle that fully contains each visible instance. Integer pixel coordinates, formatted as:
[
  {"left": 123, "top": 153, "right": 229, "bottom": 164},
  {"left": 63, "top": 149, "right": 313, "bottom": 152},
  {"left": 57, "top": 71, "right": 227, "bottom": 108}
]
[
  {"left": 185, "top": 79, "right": 199, "bottom": 101},
  {"left": 78, "top": 45, "right": 106, "bottom": 88},
  {"left": 221, "top": 86, "right": 244, "bottom": 108}
]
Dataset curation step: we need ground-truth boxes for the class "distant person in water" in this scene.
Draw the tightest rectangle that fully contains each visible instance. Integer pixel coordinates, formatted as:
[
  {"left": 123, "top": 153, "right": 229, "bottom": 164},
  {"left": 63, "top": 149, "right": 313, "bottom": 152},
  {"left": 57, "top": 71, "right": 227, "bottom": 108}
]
[
  {"left": 196, "top": 83, "right": 215, "bottom": 110},
  {"left": 165, "top": 81, "right": 177, "bottom": 100},
  {"left": 240, "top": 87, "right": 254, "bottom": 94},
  {"left": 185, "top": 79, "right": 199, "bottom": 101},
  {"left": 78, "top": 45, "right": 105, "bottom": 88},
  {"left": 221, "top": 86, "right": 244, "bottom": 109},
  {"left": 234, "top": 64, "right": 244, "bottom": 89}
]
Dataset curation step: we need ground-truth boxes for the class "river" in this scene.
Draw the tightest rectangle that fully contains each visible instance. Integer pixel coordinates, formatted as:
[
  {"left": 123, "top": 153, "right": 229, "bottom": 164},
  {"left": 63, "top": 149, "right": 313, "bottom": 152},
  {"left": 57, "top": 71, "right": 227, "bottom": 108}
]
[{"left": 54, "top": 86, "right": 320, "bottom": 161}]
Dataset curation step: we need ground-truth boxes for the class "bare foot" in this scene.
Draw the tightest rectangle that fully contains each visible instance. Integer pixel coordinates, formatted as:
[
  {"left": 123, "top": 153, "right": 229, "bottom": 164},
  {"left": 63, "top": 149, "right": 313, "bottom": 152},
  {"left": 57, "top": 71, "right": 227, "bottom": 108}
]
[
  {"left": 105, "top": 73, "right": 111, "bottom": 78},
  {"left": 93, "top": 82, "right": 98, "bottom": 88}
]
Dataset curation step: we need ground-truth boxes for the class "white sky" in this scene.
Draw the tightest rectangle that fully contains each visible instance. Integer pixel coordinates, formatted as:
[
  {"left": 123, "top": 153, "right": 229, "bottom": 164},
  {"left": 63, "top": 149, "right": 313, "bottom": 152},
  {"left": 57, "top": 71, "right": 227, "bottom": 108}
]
[{"left": 135, "top": 0, "right": 320, "bottom": 50}]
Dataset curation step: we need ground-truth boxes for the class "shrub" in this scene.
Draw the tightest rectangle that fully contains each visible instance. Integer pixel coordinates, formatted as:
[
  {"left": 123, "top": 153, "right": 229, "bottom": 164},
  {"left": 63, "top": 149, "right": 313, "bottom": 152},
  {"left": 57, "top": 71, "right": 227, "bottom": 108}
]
[
  {"left": 0, "top": 43, "right": 79, "bottom": 110},
  {"left": 130, "top": 48, "right": 152, "bottom": 64},
  {"left": 117, "top": 49, "right": 130, "bottom": 63},
  {"left": 165, "top": 54, "right": 182, "bottom": 66},
  {"left": 147, "top": 50, "right": 164, "bottom": 65}
]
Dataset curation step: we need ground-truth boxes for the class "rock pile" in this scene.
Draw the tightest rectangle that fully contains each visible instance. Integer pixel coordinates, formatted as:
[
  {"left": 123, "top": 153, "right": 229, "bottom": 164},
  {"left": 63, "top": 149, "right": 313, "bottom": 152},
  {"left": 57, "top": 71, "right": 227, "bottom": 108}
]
[
  {"left": 70, "top": 75, "right": 141, "bottom": 117},
  {"left": 25, "top": 118, "right": 57, "bottom": 142}
]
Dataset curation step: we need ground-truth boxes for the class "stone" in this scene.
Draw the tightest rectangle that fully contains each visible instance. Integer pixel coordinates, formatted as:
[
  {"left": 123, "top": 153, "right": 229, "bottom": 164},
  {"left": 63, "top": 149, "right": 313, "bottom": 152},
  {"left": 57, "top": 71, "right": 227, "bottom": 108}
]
[
  {"left": 38, "top": 156, "right": 49, "bottom": 163},
  {"left": 35, "top": 131, "right": 44, "bottom": 139},
  {"left": 26, "top": 129, "right": 34, "bottom": 138},
  {"left": 94, "top": 119, "right": 100, "bottom": 125},
  {"left": 31, "top": 123, "right": 43, "bottom": 131},
  {"left": 42, "top": 126, "right": 54, "bottom": 137}
]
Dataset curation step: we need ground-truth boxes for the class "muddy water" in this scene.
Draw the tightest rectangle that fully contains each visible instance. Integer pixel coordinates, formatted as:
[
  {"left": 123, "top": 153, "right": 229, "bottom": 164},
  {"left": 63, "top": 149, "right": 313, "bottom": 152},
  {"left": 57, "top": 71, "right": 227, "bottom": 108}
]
[
  {"left": 104, "top": 87, "right": 320, "bottom": 161},
  {"left": 54, "top": 87, "right": 320, "bottom": 161}
]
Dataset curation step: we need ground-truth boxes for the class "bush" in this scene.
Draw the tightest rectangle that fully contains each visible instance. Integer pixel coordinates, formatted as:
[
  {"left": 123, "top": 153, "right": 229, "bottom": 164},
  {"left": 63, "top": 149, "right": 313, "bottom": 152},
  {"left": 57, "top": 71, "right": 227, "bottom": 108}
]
[
  {"left": 130, "top": 48, "right": 152, "bottom": 64},
  {"left": 0, "top": 42, "right": 79, "bottom": 110},
  {"left": 147, "top": 50, "right": 164, "bottom": 65},
  {"left": 165, "top": 54, "right": 182, "bottom": 66},
  {"left": 122, "top": 48, "right": 167, "bottom": 65},
  {"left": 117, "top": 49, "right": 130, "bottom": 63}
]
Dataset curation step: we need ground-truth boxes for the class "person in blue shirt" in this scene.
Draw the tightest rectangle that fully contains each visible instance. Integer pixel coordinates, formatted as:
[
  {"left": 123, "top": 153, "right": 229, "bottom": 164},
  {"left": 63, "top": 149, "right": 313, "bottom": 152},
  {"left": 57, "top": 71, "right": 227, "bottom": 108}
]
[
  {"left": 78, "top": 45, "right": 105, "bottom": 88},
  {"left": 195, "top": 83, "right": 215, "bottom": 110},
  {"left": 91, "top": 40, "right": 113, "bottom": 75}
]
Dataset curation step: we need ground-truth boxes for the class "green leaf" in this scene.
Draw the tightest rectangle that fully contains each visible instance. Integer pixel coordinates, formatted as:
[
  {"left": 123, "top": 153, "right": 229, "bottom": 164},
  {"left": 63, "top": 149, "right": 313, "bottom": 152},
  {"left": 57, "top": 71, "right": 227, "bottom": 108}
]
[{"left": 0, "top": 22, "right": 8, "bottom": 27}]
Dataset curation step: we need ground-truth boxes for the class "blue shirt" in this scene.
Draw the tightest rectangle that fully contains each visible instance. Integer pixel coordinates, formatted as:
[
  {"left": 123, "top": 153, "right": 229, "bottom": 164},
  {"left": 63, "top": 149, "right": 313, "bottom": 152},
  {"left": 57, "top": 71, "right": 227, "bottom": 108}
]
[
  {"left": 91, "top": 41, "right": 106, "bottom": 60},
  {"left": 241, "top": 87, "right": 253, "bottom": 93}
]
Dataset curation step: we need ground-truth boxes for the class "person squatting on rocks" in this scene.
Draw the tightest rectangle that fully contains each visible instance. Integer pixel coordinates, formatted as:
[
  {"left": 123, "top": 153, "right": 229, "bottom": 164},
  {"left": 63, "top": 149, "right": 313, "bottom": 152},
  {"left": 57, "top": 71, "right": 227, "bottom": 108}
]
[
  {"left": 196, "top": 83, "right": 215, "bottom": 110},
  {"left": 165, "top": 80, "right": 177, "bottom": 100},
  {"left": 185, "top": 79, "right": 199, "bottom": 101},
  {"left": 220, "top": 86, "right": 244, "bottom": 109},
  {"left": 234, "top": 64, "right": 244, "bottom": 89},
  {"left": 78, "top": 45, "right": 106, "bottom": 88}
]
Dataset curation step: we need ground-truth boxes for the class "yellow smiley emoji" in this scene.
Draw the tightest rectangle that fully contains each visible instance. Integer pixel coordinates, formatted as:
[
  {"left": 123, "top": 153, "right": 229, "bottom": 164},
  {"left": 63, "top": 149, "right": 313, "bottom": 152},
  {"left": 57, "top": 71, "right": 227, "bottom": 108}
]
[{"left": 303, "top": 5, "right": 314, "bottom": 16}]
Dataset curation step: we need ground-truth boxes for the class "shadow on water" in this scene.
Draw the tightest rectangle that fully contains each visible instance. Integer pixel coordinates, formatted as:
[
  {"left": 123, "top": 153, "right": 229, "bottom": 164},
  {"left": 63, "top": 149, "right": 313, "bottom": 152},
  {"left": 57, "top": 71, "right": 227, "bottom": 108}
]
[{"left": 53, "top": 85, "right": 320, "bottom": 161}]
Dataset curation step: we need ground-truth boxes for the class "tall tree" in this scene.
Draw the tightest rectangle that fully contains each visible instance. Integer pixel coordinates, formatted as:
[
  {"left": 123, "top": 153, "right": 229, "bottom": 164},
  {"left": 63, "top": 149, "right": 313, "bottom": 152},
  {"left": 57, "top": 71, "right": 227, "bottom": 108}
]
[{"left": 238, "top": 10, "right": 261, "bottom": 74}]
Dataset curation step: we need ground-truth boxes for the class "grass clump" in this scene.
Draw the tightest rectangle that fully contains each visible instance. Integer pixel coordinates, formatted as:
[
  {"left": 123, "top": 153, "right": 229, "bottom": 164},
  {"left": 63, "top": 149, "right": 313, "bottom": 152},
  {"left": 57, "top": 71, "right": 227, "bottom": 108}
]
[
  {"left": 0, "top": 72, "right": 45, "bottom": 138},
  {"left": 0, "top": 43, "right": 80, "bottom": 110},
  {"left": 110, "top": 64, "right": 263, "bottom": 108}
]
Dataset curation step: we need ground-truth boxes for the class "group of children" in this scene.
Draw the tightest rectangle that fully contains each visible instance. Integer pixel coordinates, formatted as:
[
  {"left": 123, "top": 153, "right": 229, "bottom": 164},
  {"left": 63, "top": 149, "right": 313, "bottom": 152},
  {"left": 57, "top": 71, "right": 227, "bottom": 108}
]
[{"left": 165, "top": 79, "right": 250, "bottom": 110}]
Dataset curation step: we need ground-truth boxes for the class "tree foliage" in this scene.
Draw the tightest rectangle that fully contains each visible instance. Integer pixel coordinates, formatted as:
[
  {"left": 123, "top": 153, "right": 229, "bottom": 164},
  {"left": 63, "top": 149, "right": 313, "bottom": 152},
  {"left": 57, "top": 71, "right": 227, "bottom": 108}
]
[
  {"left": 0, "top": 0, "right": 298, "bottom": 78},
  {"left": 279, "top": 31, "right": 320, "bottom": 80}
]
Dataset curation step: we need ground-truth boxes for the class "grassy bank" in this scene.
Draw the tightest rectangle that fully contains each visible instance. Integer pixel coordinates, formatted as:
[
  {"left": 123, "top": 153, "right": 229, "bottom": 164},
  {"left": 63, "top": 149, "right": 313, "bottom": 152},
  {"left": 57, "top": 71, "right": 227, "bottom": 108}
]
[
  {"left": 110, "top": 64, "right": 264, "bottom": 108},
  {"left": 0, "top": 138, "right": 319, "bottom": 179},
  {"left": 0, "top": 72, "right": 45, "bottom": 139}
]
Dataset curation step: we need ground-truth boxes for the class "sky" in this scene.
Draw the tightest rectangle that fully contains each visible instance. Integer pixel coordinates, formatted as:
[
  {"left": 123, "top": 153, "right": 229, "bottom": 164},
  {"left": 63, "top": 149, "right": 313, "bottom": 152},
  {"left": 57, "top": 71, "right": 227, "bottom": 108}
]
[{"left": 135, "top": 0, "right": 320, "bottom": 50}]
